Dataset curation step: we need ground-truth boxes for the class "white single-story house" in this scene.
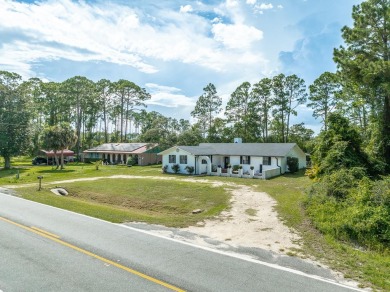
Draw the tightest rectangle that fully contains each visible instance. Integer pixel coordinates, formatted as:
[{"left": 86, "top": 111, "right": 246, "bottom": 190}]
[
  {"left": 83, "top": 143, "right": 161, "bottom": 166},
  {"left": 158, "top": 142, "right": 306, "bottom": 179}
]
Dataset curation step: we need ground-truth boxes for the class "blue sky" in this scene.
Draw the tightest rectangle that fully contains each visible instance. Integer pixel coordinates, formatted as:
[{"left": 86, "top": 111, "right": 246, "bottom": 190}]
[{"left": 0, "top": 0, "right": 361, "bottom": 132}]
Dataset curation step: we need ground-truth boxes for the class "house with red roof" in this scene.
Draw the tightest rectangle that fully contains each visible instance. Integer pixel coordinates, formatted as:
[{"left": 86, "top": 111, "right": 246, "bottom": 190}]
[{"left": 83, "top": 143, "right": 161, "bottom": 165}]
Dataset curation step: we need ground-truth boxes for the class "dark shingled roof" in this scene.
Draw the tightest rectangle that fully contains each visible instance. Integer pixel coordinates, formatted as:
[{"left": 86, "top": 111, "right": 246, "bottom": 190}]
[
  {"left": 177, "top": 146, "right": 217, "bottom": 155},
  {"left": 161, "top": 143, "right": 300, "bottom": 157},
  {"left": 198, "top": 143, "right": 298, "bottom": 156}
]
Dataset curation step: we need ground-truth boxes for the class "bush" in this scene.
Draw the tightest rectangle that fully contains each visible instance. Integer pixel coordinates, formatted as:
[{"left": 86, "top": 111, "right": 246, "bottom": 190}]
[
  {"left": 232, "top": 165, "right": 239, "bottom": 171},
  {"left": 185, "top": 165, "right": 195, "bottom": 175},
  {"left": 287, "top": 157, "right": 299, "bottom": 173},
  {"left": 127, "top": 156, "right": 136, "bottom": 166},
  {"left": 306, "top": 171, "right": 390, "bottom": 251},
  {"left": 162, "top": 165, "right": 168, "bottom": 173},
  {"left": 171, "top": 164, "right": 180, "bottom": 174},
  {"left": 95, "top": 160, "right": 102, "bottom": 170},
  {"left": 308, "top": 167, "right": 365, "bottom": 200},
  {"left": 84, "top": 158, "right": 101, "bottom": 164}
]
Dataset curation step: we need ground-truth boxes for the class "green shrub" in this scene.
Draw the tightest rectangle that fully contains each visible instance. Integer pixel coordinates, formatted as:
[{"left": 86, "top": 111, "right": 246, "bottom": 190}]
[
  {"left": 232, "top": 165, "right": 239, "bottom": 171},
  {"left": 171, "top": 164, "right": 180, "bottom": 174},
  {"left": 95, "top": 160, "right": 102, "bottom": 170},
  {"left": 185, "top": 165, "right": 194, "bottom": 174},
  {"left": 84, "top": 158, "right": 101, "bottom": 164},
  {"left": 306, "top": 172, "right": 390, "bottom": 251},
  {"left": 287, "top": 157, "right": 299, "bottom": 173},
  {"left": 127, "top": 156, "right": 136, "bottom": 166},
  {"left": 308, "top": 167, "right": 365, "bottom": 200}
]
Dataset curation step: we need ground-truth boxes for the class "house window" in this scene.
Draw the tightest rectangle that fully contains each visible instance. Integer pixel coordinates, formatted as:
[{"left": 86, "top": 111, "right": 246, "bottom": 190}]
[
  {"left": 263, "top": 156, "right": 271, "bottom": 165},
  {"left": 202, "top": 159, "right": 207, "bottom": 164},
  {"left": 169, "top": 155, "right": 176, "bottom": 163},
  {"left": 180, "top": 155, "right": 187, "bottom": 164},
  {"left": 240, "top": 155, "right": 250, "bottom": 165}
]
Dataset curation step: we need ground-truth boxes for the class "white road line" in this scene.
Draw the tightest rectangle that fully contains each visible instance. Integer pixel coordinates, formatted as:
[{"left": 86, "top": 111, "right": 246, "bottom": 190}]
[{"left": 118, "top": 224, "right": 364, "bottom": 291}]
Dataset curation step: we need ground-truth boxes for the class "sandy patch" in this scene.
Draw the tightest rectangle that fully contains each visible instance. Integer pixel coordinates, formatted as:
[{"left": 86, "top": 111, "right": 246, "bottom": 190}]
[{"left": 184, "top": 184, "right": 301, "bottom": 253}]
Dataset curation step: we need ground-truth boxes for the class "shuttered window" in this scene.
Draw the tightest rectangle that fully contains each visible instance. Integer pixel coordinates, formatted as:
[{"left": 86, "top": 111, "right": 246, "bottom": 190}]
[
  {"left": 180, "top": 155, "right": 187, "bottom": 164},
  {"left": 169, "top": 155, "right": 176, "bottom": 163},
  {"left": 263, "top": 156, "right": 271, "bottom": 165},
  {"left": 240, "top": 155, "right": 250, "bottom": 165}
]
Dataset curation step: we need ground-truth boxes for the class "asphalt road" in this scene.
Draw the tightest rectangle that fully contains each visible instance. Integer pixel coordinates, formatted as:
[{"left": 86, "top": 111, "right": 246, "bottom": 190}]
[{"left": 0, "top": 192, "right": 362, "bottom": 292}]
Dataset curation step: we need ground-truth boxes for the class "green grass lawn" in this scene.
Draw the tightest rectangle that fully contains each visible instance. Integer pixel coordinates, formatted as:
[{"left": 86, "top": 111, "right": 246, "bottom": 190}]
[
  {"left": 0, "top": 160, "right": 164, "bottom": 186},
  {"left": 1, "top": 158, "right": 389, "bottom": 290},
  {"left": 16, "top": 178, "right": 229, "bottom": 227}
]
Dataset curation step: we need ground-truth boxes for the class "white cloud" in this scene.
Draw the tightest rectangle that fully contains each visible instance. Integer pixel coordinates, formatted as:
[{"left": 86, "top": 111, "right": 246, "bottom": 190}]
[
  {"left": 145, "top": 83, "right": 181, "bottom": 93},
  {"left": 246, "top": 0, "right": 257, "bottom": 4},
  {"left": 145, "top": 83, "right": 195, "bottom": 108},
  {"left": 179, "top": 5, "right": 193, "bottom": 13},
  {"left": 257, "top": 3, "right": 273, "bottom": 10},
  {"left": 0, "top": 0, "right": 271, "bottom": 77},
  {"left": 253, "top": 3, "right": 275, "bottom": 14},
  {"left": 212, "top": 23, "right": 263, "bottom": 49},
  {"left": 277, "top": 5, "right": 283, "bottom": 9},
  {"left": 226, "top": 0, "right": 239, "bottom": 8}
]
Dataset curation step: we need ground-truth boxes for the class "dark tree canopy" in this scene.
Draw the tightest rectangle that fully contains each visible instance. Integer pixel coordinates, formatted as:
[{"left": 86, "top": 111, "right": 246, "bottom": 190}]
[
  {"left": 0, "top": 71, "right": 32, "bottom": 169},
  {"left": 334, "top": 0, "right": 390, "bottom": 170}
]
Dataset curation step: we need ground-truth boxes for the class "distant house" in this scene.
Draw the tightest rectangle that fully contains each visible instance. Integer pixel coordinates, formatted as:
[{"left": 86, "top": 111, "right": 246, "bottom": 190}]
[
  {"left": 41, "top": 149, "right": 75, "bottom": 160},
  {"left": 83, "top": 143, "right": 161, "bottom": 166},
  {"left": 158, "top": 142, "right": 306, "bottom": 179}
]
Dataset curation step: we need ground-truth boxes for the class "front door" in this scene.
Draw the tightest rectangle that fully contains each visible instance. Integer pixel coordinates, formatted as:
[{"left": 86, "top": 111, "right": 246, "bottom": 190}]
[{"left": 224, "top": 157, "right": 230, "bottom": 168}]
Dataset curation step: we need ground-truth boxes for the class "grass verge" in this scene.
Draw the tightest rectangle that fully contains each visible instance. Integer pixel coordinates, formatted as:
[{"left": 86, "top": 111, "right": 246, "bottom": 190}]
[
  {"left": 14, "top": 177, "right": 230, "bottom": 228},
  {"left": 0, "top": 162, "right": 164, "bottom": 185}
]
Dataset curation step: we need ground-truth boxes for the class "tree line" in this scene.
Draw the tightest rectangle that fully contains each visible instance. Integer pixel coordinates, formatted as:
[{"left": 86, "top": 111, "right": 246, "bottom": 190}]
[
  {"left": 306, "top": 0, "right": 390, "bottom": 253},
  {"left": 0, "top": 70, "right": 316, "bottom": 167}
]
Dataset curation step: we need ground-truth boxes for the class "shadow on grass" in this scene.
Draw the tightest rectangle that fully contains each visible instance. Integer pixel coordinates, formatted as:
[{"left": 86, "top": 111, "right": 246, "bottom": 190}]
[
  {"left": 37, "top": 169, "right": 76, "bottom": 174},
  {"left": 0, "top": 167, "right": 30, "bottom": 176},
  {"left": 265, "top": 169, "right": 307, "bottom": 181}
]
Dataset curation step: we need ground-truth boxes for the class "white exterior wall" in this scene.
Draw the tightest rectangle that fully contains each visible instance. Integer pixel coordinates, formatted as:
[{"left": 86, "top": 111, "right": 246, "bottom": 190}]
[
  {"left": 161, "top": 143, "right": 306, "bottom": 177},
  {"left": 250, "top": 157, "right": 262, "bottom": 173},
  {"left": 280, "top": 157, "right": 287, "bottom": 174},
  {"left": 261, "top": 156, "right": 282, "bottom": 173},
  {"left": 198, "top": 158, "right": 208, "bottom": 174},
  {"left": 230, "top": 156, "right": 241, "bottom": 167},
  {"left": 263, "top": 167, "right": 282, "bottom": 179},
  {"left": 211, "top": 156, "right": 223, "bottom": 168},
  {"left": 285, "top": 145, "right": 307, "bottom": 171},
  {"left": 162, "top": 148, "right": 195, "bottom": 174}
]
